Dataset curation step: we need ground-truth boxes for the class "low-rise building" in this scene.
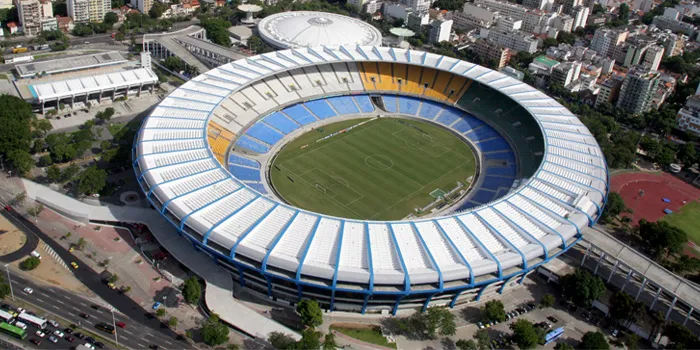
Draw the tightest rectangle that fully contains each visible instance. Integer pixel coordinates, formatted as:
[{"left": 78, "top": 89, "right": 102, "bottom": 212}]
[
  {"left": 677, "top": 95, "right": 700, "bottom": 136},
  {"left": 484, "top": 27, "right": 538, "bottom": 53},
  {"left": 595, "top": 75, "right": 623, "bottom": 107},
  {"left": 551, "top": 61, "right": 581, "bottom": 87}
]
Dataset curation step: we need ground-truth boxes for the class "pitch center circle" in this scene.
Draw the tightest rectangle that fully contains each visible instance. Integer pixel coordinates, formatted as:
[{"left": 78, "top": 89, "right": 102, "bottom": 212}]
[{"left": 365, "top": 154, "right": 393, "bottom": 170}]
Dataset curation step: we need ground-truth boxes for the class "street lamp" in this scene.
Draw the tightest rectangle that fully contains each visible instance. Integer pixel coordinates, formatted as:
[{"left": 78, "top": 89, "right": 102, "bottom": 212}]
[
  {"left": 109, "top": 306, "right": 118, "bottom": 348},
  {"left": 4, "top": 265, "right": 14, "bottom": 301}
]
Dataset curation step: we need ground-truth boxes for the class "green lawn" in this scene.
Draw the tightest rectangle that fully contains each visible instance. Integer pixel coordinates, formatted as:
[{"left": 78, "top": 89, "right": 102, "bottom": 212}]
[
  {"left": 661, "top": 200, "right": 700, "bottom": 244},
  {"left": 330, "top": 325, "right": 397, "bottom": 349},
  {"left": 269, "top": 117, "right": 476, "bottom": 220}
]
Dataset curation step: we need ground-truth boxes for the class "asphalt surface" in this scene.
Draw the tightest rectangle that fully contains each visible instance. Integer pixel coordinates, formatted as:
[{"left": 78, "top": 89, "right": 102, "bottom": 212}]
[
  {"left": 0, "top": 207, "right": 189, "bottom": 349},
  {"left": 0, "top": 215, "right": 38, "bottom": 262}
]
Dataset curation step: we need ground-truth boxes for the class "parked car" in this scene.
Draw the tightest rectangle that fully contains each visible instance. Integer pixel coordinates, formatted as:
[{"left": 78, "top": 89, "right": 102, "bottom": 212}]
[
  {"left": 34, "top": 330, "right": 45, "bottom": 338},
  {"left": 547, "top": 316, "right": 559, "bottom": 323},
  {"left": 79, "top": 313, "right": 89, "bottom": 319},
  {"left": 64, "top": 327, "right": 73, "bottom": 334},
  {"left": 476, "top": 322, "right": 484, "bottom": 329},
  {"left": 94, "top": 341, "right": 105, "bottom": 349},
  {"left": 116, "top": 321, "right": 126, "bottom": 328},
  {"left": 74, "top": 332, "right": 85, "bottom": 339},
  {"left": 64, "top": 335, "right": 75, "bottom": 342},
  {"left": 48, "top": 319, "right": 59, "bottom": 328},
  {"left": 48, "top": 335, "right": 58, "bottom": 343},
  {"left": 30, "top": 339, "right": 41, "bottom": 345},
  {"left": 152, "top": 302, "right": 161, "bottom": 310},
  {"left": 53, "top": 330, "right": 64, "bottom": 337}
]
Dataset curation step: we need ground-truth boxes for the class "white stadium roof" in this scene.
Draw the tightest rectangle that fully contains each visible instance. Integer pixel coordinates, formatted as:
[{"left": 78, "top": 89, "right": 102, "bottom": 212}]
[
  {"left": 257, "top": 11, "right": 383, "bottom": 49},
  {"left": 134, "top": 45, "right": 608, "bottom": 289},
  {"left": 28, "top": 68, "right": 158, "bottom": 102}
]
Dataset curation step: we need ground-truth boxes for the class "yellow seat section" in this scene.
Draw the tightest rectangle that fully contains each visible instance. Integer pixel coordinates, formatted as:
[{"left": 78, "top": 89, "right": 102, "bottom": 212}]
[
  {"left": 426, "top": 71, "right": 452, "bottom": 100},
  {"left": 207, "top": 121, "right": 235, "bottom": 165},
  {"left": 419, "top": 68, "right": 437, "bottom": 96},
  {"left": 446, "top": 75, "right": 468, "bottom": 103},
  {"left": 405, "top": 64, "right": 423, "bottom": 95},
  {"left": 376, "top": 62, "right": 399, "bottom": 91},
  {"left": 359, "top": 62, "right": 380, "bottom": 90},
  {"left": 394, "top": 63, "right": 408, "bottom": 93}
]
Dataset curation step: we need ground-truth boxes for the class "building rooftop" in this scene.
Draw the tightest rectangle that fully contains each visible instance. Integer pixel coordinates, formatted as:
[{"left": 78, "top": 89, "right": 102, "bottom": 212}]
[
  {"left": 534, "top": 55, "right": 560, "bottom": 68},
  {"left": 15, "top": 51, "right": 127, "bottom": 78}
]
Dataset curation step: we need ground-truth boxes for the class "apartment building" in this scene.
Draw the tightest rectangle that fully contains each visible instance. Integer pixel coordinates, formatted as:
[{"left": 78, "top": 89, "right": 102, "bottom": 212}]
[
  {"left": 429, "top": 18, "right": 452, "bottom": 43},
  {"left": 472, "top": 39, "right": 511, "bottom": 68},
  {"left": 617, "top": 67, "right": 660, "bottom": 114},
  {"left": 485, "top": 27, "right": 538, "bottom": 53},
  {"left": 572, "top": 5, "right": 589, "bottom": 30},
  {"left": 551, "top": 61, "right": 581, "bottom": 87},
  {"left": 88, "top": 0, "right": 109, "bottom": 22},
  {"left": 677, "top": 95, "right": 700, "bottom": 136},
  {"left": 643, "top": 45, "right": 664, "bottom": 72},
  {"left": 68, "top": 0, "right": 89, "bottom": 22},
  {"left": 595, "top": 75, "right": 623, "bottom": 107},
  {"left": 15, "top": 0, "right": 41, "bottom": 35},
  {"left": 590, "top": 28, "right": 628, "bottom": 58}
]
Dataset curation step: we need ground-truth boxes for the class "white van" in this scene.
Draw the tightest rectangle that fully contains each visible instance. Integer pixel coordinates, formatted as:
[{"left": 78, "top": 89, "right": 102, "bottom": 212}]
[
  {"left": 30, "top": 251, "right": 41, "bottom": 260},
  {"left": 14, "top": 321, "right": 27, "bottom": 330}
]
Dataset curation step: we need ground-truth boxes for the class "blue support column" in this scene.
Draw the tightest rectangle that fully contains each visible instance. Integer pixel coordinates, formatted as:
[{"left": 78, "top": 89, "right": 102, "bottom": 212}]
[
  {"left": 361, "top": 223, "right": 374, "bottom": 315},
  {"left": 330, "top": 221, "right": 346, "bottom": 311},
  {"left": 450, "top": 289, "right": 465, "bottom": 308},
  {"left": 475, "top": 284, "right": 489, "bottom": 301},
  {"left": 295, "top": 216, "right": 322, "bottom": 301}
]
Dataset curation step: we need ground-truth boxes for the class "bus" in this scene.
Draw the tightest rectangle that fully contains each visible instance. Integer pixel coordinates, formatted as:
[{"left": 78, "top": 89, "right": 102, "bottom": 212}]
[
  {"left": 17, "top": 312, "right": 47, "bottom": 329},
  {"left": 0, "top": 322, "right": 27, "bottom": 339},
  {"left": 0, "top": 309, "right": 13, "bottom": 323},
  {"left": 95, "top": 322, "right": 115, "bottom": 334},
  {"left": 542, "top": 327, "right": 565, "bottom": 345}
]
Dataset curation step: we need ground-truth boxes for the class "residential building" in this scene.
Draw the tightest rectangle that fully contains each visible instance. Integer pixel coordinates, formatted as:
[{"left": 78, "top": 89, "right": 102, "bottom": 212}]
[
  {"left": 590, "top": 28, "right": 628, "bottom": 58},
  {"left": 88, "top": 0, "right": 109, "bottom": 22},
  {"left": 40, "top": 0, "right": 51, "bottom": 18},
  {"left": 659, "top": 32, "right": 685, "bottom": 57},
  {"left": 407, "top": 11, "right": 429, "bottom": 31},
  {"left": 495, "top": 16, "right": 522, "bottom": 30},
  {"left": 453, "top": 2, "right": 497, "bottom": 31},
  {"left": 551, "top": 61, "right": 581, "bottom": 87},
  {"left": 501, "top": 66, "right": 525, "bottom": 80},
  {"left": 643, "top": 45, "right": 664, "bottom": 72},
  {"left": 522, "top": 0, "right": 552, "bottom": 11},
  {"left": 383, "top": 3, "right": 410, "bottom": 21},
  {"left": 411, "top": 0, "right": 430, "bottom": 12},
  {"left": 68, "top": 0, "right": 89, "bottom": 22},
  {"left": 552, "top": 14, "right": 573, "bottom": 32},
  {"left": 429, "top": 18, "right": 452, "bottom": 43},
  {"left": 616, "top": 67, "right": 660, "bottom": 114},
  {"left": 560, "top": 0, "right": 582, "bottom": 15},
  {"left": 347, "top": 0, "right": 367, "bottom": 11},
  {"left": 364, "top": 0, "right": 382, "bottom": 14},
  {"left": 677, "top": 96, "right": 700, "bottom": 136},
  {"left": 56, "top": 15, "right": 74, "bottom": 32},
  {"left": 528, "top": 55, "right": 559, "bottom": 75},
  {"left": 472, "top": 38, "right": 510, "bottom": 68},
  {"left": 485, "top": 27, "right": 538, "bottom": 53},
  {"left": 7, "top": 21, "right": 18, "bottom": 34},
  {"left": 40, "top": 16, "right": 56, "bottom": 31},
  {"left": 15, "top": 0, "right": 41, "bottom": 35},
  {"left": 595, "top": 75, "right": 623, "bottom": 107},
  {"left": 652, "top": 8, "right": 697, "bottom": 37},
  {"left": 572, "top": 5, "right": 589, "bottom": 30}
]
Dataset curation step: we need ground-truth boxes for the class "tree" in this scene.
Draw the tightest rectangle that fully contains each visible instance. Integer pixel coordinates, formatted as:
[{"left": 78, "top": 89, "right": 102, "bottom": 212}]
[
  {"left": 20, "top": 256, "right": 41, "bottom": 270},
  {"left": 0, "top": 96, "right": 32, "bottom": 170},
  {"left": 33, "top": 118, "right": 53, "bottom": 137},
  {"left": 77, "top": 166, "right": 108, "bottom": 195},
  {"left": 7, "top": 149, "right": 33, "bottom": 176},
  {"left": 580, "top": 331, "right": 610, "bottom": 350},
  {"left": 296, "top": 328, "right": 322, "bottom": 350},
  {"left": 473, "top": 329, "right": 491, "bottom": 350},
  {"left": 554, "top": 342, "right": 574, "bottom": 350},
  {"left": 163, "top": 56, "right": 186, "bottom": 73},
  {"left": 72, "top": 23, "right": 93, "bottom": 36},
  {"left": 625, "top": 333, "right": 639, "bottom": 349},
  {"left": 609, "top": 292, "right": 643, "bottom": 327},
  {"left": 247, "top": 35, "right": 274, "bottom": 54},
  {"left": 156, "top": 308, "right": 166, "bottom": 317},
  {"left": 201, "top": 313, "right": 229, "bottom": 346},
  {"left": 540, "top": 294, "right": 555, "bottom": 308},
  {"left": 168, "top": 316, "right": 178, "bottom": 328},
  {"left": 46, "top": 165, "right": 61, "bottom": 182},
  {"left": 456, "top": 339, "right": 478, "bottom": 350},
  {"left": 182, "top": 276, "right": 201, "bottom": 304},
  {"left": 148, "top": 1, "right": 169, "bottom": 18},
  {"left": 199, "top": 16, "right": 232, "bottom": 46},
  {"left": 509, "top": 319, "right": 540, "bottom": 350},
  {"left": 677, "top": 143, "right": 696, "bottom": 166},
  {"left": 664, "top": 322, "right": 700, "bottom": 349},
  {"left": 0, "top": 283, "right": 10, "bottom": 299},
  {"left": 543, "top": 37, "right": 558, "bottom": 48},
  {"left": 481, "top": 300, "right": 506, "bottom": 322},
  {"left": 618, "top": 3, "right": 630, "bottom": 22},
  {"left": 268, "top": 331, "right": 296, "bottom": 349},
  {"left": 560, "top": 269, "right": 605, "bottom": 306},
  {"left": 600, "top": 192, "right": 627, "bottom": 223},
  {"left": 77, "top": 237, "right": 86, "bottom": 250},
  {"left": 638, "top": 219, "right": 688, "bottom": 259},
  {"left": 104, "top": 12, "right": 118, "bottom": 25},
  {"left": 322, "top": 332, "right": 337, "bottom": 350},
  {"left": 61, "top": 164, "right": 79, "bottom": 183},
  {"left": 671, "top": 255, "right": 700, "bottom": 276},
  {"left": 296, "top": 299, "right": 323, "bottom": 329}
]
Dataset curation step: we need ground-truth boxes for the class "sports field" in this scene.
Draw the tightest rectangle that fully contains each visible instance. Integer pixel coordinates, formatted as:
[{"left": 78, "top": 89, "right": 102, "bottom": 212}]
[
  {"left": 662, "top": 201, "right": 700, "bottom": 245},
  {"left": 269, "top": 117, "right": 477, "bottom": 220}
]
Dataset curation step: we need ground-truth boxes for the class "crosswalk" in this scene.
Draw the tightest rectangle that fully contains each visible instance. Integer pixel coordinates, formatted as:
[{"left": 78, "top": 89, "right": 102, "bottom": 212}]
[{"left": 40, "top": 241, "right": 69, "bottom": 270}]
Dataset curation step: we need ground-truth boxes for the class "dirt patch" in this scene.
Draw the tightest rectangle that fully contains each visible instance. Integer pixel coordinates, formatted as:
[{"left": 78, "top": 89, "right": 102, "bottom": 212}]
[
  {"left": 0, "top": 216, "right": 27, "bottom": 255},
  {"left": 330, "top": 323, "right": 380, "bottom": 330}
]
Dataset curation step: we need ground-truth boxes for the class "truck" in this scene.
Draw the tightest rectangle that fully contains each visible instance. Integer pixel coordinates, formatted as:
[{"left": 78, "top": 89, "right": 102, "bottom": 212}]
[{"left": 11, "top": 47, "right": 27, "bottom": 54}]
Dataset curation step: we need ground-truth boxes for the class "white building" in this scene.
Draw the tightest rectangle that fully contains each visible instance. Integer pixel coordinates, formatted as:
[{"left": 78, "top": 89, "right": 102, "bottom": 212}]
[
  {"left": 133, "top": 0, "right": 153, "bottom": 14},
  {"left": 484, "top": 27, "right": 538, "bottom": 53},
  {"left": 407, "top": 11, "right": 429, "bottom": 31},
  {"left": 643, "top": 45, "right": 664, "bottom": 72},
  {"left": 677, "top": 96, "right": 700, "bottom": 136},
  {"left": 411, "top": 0, "right": 430, "bottom": 12},
  {"left": 429, "top": 18, "right": 452, "bottom": 43},
  {"left": 453, "top": 2, "right": 497, "bottom": 30},
  {"left": 495, "top": 16, "right": 522, "bottom": 30},
  {"left": 590, "top": 28, "right": 628, "bottom": 58},
  {"left": 68, "top": 0, "right": 89, "bottom": 22},
  {"left": 552, "top": 14, "right": 573, "bottom": 33},
  {"left": 617, "top": 67, "right": 660, "bottom": 114},
  {"left": 15, "top": 0, "right": 41, "bottom": 35},
  {"left": 551, "top": 61, "right": 581, "bottom": 87},
  {"left": 522, "top": 0, "right": 553, "bottom": 10},
  {"left": 572, "top": 5, "right": 589, "bottom": 30}
]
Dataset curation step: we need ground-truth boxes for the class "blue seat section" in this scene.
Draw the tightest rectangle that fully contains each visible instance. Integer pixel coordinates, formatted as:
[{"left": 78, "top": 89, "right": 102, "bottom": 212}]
[
  {"left": 236, "top": 135, "right": 270, "bottom": 154},
  {"left": 231, "top": 165, "right": 262, "bottom": 181},
  {"left": 304, "top": 99, "right": 338, "bottom": 119},
  {"left": 484, "top": 151, "right": 516, "bottom": 163},
  {"left": 456, "top": 201, "right": 480, "bottom": 211},
  {"left": 246, "top": 122, "right": 284, "bottom": 145},
  {"left": 263, "top": 112, "right": 300, "bottom": 134},
  {"left": 471, "top": 190, "right": 497, "bottom": 204},
  {"left": 486, "top": 165, "right": 517, "bottom": 177},
  {"left": 354, "top": 95, "right": 375, "bottom": 113},
  {"left": 328, "top": 96, "right": 360, "bottom": 115},
  {"left": 496, "top": 188, "right": 510, "bottom": 198},
  {"left": 481, "top": 176, "right": 515, "bottom": 191},
  {"left": 398, "top": 96, "right": 421, "bottom": 115},
  {"left": 383, "top": 96, "right": 398, "bottom": 113},
  {"left": 478, "top": 138, "right": 511, "bottom": 153},
  {"left": 418, "top": 100, "right": 444, "bottom": 120},
  {"left": 467, "top": 126, "right": 501, "bottom": 142},
  {"left": 283, "top": 105, "right": 317, "bottom": 126},
  {"left": 452, "top": 114, "right": 485, "bottom": 133},
  {"left": 246, "top": 182, "right": 268, "bottom": 194},
  {"left": 436, "top": 108, "right": 463, "bottom": 126},
  {"left": 228, "top": 154, "right": 260, "bottom": 169}
]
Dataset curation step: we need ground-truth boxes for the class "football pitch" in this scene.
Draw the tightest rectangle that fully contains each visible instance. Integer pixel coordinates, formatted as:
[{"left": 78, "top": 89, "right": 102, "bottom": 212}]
[{"left": 269, "top": 117, "right": 477, "bottom": 220}]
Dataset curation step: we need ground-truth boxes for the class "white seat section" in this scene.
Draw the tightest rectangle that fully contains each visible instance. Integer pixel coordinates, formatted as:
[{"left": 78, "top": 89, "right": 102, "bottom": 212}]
[
  {"left": 211, "top": 111, "right": 244, "bottom": 135},
  {"left": 170, "top": 90, "right": 223, "bottom": 105},
  {"left": 140, "top": 129, "right": 204, "bottom": 142},
  {"left": 413, "top": 221, "right": 467, "bottom": 279},
  {"left": 543, "top": 163, "right": 596, "bottom": 188},
  {"left": 141, "top": 139, "right": 205, "bottom": 155},
  {"left": 549, "top": 147, "right": 604, "bottom": 168},
  {"left": 268, "top": 213, "right": 320, "bottom": 271},
  {"left": 300, "top": 218, "right": 342, "bottom": 279},
  {"left": 538, "top": 173, "right": 586, "bottom": 196},
  {"left": 494, "top": 202, "right": 547, "bottom": 240},
  {"left": 144, "top": 149, "right": 209, "bottom": 168},
  {"left": 521, "top": 187, "right": 569, "bottom": 217},
  {"left": 161, "top": 168, "right": 228, "bottom": 198},
  {"left": 545, "top": 130, "right": 595, "bottom": 145},
  {"left": 478, "top": 208, "right": 529, "bottom": 248},
  {"left": 264, "top": 75, "right": 299, "bottom": 106},
  {"left": 288, "top": 68, "right": 325, "bottom": 99},
  {"left": 548, "top": 138, "right": 599, "bottom": 156},
  {"left": 276, "top": 71, "right": 302, "bottom": 94},
  {"left": 184, "top": 80, "right": 231, "bottom": 97},
  {"left": 302, "top": 66, "right": 327, "bottom": 89},
  {"left": 508, "top": 194, "right": 563, "bottom": 231},
  {"left": 242, "top": 83, "right": 277, "bottom": 114},
  {"left": 197, "top": 189, "right": 258, "bottom": 226},
  {"left": 367, "top": 223, "right": 404, "bottom": 284},
  {"left": 237, "top": 206, "right": 296, "bottom": 260},
  {"left": 390, "top": 223, "right": 433, "bottom": 273},
  {"left": 435, "top": 218, "right": 485, "bottom": 263},
  {"left": 150, "top": 106, "right": 210, "bottom": 120},
  {"left": 160, "top": 98, "right": 215, "bottom": 112},
  {"left": 334, "top": 62, "right": 365, "bottom": 91},
  {"left": 144, "top": 118, "right": 205, "bottom": 130},
  {"left": 226, "top": 93, "right": 262, "bottom": 127},
  {"left": 458, "top": 214, "right": 507, "bottom": 255},
  {"left": 531, "top": 179, "right": 576, "bottom": 204},
  {"left": 336, "top": 222, "right": 370, "bottom": 283},
  {"left": 317, "top": 64, "right": 348, "bottom": 93},
  {"left": 537, "top": 116, "right": 576, "bottom": 124},
  {"left": 208, "top": 197, "right": 276, "bottom": 253},
  {"left": 149, "top": 159, "right": 216, "bottom": 184},
  {"left": 178, "top": 180, "right": 240, "bottom": 212}
]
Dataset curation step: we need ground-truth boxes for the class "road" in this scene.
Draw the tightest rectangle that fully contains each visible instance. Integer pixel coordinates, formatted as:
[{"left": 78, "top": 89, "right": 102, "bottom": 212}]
[
  {"left": 6, "top": 269, "right": 180, "bottom": 350},
  {"left": 0, "top": 207, "right": 189, "bottom": 349}
]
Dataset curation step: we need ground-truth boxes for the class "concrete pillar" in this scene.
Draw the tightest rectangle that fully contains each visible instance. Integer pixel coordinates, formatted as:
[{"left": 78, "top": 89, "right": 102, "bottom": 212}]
[
  {"left": 593, "top": 252, "right": 606, "bottom": 275},
  {"left": 650, "top": 288, "right": 663, "bottom": 309},
  {"left": 620, "top": 269, "right": 633, "bottom": 293},
  {"left": 475, "top": 284, "right": 490, "bottom": 301},
  {"left": 665, "top": 297, "right": 677, "bottom": 320},
  {"left": 635, "top": 278, "right": 647, "bottom": 301},
  {"left": 581, "top": 244, "right": 592, "bottom": 267},
  {"left": 683, "top": 307, "right": 693, "bottom": 326},
  {"left": 607, "top": 261, "right": 619, "bottom": 283},
  {"left": 41, "top": 101, "right": 45, "bottom": 114}
]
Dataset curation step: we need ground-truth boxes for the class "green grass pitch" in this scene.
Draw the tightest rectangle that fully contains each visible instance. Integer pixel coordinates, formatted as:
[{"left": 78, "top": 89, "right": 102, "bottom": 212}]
[
  {"left": 662, "top": 201, "right": 700, "bottom": 245},
  {"left": 269, "top": 117, "right": 477, "bottom": 220}
]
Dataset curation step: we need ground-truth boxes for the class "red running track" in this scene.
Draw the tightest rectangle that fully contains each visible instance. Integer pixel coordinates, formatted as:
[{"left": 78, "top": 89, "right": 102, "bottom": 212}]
[{"left": 610, "top": 172, "right": 700, "bottom": 225}]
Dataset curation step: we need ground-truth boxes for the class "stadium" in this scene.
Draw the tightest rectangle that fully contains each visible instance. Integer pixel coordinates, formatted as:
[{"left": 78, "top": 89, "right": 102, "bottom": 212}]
[{"left": 132, "top": 45, "right": 608, "bottom": 314}]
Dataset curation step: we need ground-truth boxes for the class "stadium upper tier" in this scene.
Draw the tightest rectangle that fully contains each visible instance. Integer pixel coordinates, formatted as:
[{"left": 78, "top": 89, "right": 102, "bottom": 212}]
[{"left": 133, "top": 45, "right": 608, "bottom": 313}]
